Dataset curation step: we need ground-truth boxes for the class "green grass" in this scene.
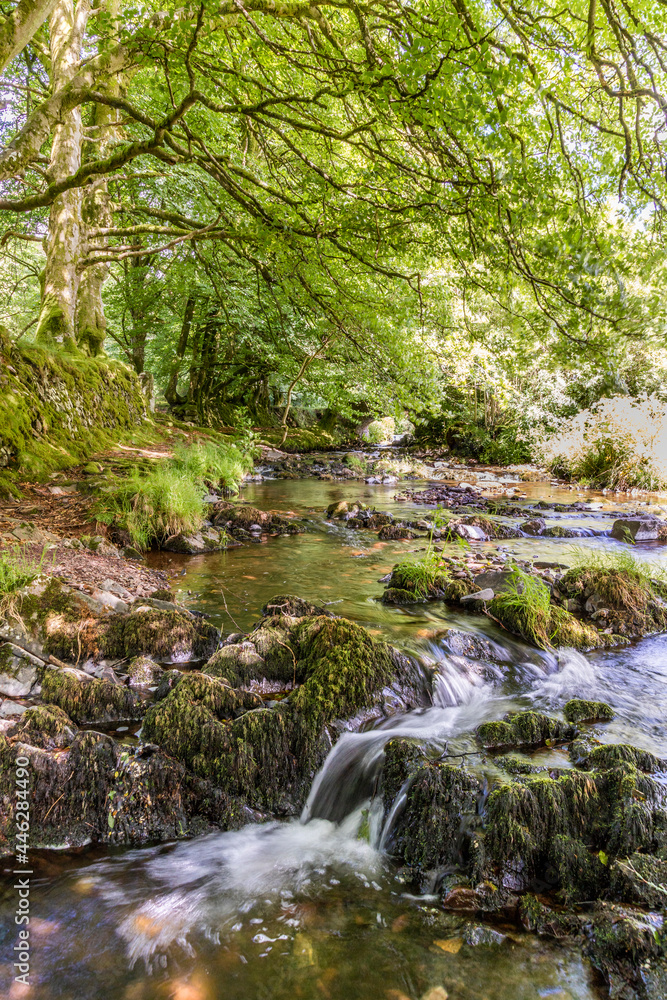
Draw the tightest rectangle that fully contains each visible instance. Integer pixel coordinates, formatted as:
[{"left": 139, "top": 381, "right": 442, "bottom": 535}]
[
  {"left": 172, "top": 439, "right": 250, "bottom": 490},
  {"left": 94, "top": 440, "right": 253, "bottom": 550},
  {"left": 0, "top": 546, "right": 46, "bottom": 596},
  {"left": 488, "top": 565, "right": 602, "bottom": 650}
]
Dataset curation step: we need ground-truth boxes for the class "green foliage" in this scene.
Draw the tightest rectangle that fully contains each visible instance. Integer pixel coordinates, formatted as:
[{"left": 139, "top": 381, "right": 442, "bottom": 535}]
[
  {"left": 172, "top": 439, "right": 249, "bottom": 490},
  {"left": 488, "top": 565, "right": 603, "bottom": 650},
  {"left": 94, "top": 440, "right": 252, "bottom": 549},
  {"left": 0, "top": 546, "right": 45, "bottom": 596}
]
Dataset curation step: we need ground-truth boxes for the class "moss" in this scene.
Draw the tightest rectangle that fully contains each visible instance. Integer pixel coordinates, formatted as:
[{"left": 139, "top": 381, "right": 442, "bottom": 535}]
[
  {"left": 558, "top": 566, "right": 667, "bottom": 637},
  {"left": 140, "top": 612, "right": 411, "bottom": 814},
  {"left": 612, "top": 853, "right": 667, "bottom": 908},
  {"left": 41, "top": 668, "right": 140, "bottom": 723},
  {"left": 382, "top": 756, "right": 483, "bottom": 870},
  {"left": 8, "top": 704, "right": 76, "bottom": 749},
  {"left": 382, "top": 586, "right": 424, "bottom": 605},
  {"left": 444, "top": 578, "right": 476, "bottom": 601},
  {"left": 580, "top": 743, "right": 667, "bottom": 773},
  {"left": 494, "top": 754, "right": 546, "bottom": 775},
  {"left": 0, "top": 342, "right": 146, "bottom": 477},
  {"left": 142, "top": 672, "right": 262, "bottom": 773},
  {"left": 260, "top": 594, "right": 329, "bottom": 618},
  {"left": 476, "top": 711, "right": 574, "bottom": 750},
  {"left": 563, "top": 698, "right": 614, "bottom": 724},
  {"left": 488, "top": 592, "right": 604, "bottom": 650},
  {"left": 44, "top": 608, "right": 219, "bottom": 662}
]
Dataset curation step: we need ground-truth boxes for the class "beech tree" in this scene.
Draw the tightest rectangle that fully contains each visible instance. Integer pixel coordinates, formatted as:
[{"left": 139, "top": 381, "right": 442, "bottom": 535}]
[{"left": 0, "top": 0, "right": 665, "bottom": 410}]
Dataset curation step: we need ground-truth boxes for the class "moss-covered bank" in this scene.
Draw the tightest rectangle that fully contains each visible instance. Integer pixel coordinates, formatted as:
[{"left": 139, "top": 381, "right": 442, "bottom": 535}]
[{"left": 0, "top": 337, "right": 147, "bottom": 477}]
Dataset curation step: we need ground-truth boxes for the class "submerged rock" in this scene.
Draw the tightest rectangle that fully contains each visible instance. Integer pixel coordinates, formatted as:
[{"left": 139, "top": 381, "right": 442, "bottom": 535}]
[{"left": 162, "top": 526, "right": 229, "bottom": 554}]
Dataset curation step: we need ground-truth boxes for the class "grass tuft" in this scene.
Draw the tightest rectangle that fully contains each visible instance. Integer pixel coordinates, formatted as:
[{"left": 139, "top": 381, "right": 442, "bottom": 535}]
[
  {"left": 94, "top": 440, "right": 253, "bottom": 550},
  {"left": 0, "top": 546, "right": 46, "bottom": 596}
]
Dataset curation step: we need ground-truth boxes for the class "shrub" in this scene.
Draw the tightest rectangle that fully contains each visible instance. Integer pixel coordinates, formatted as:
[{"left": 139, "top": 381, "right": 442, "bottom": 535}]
[{"left": 544, "top": 394, "right": 667, "bottom": 490}]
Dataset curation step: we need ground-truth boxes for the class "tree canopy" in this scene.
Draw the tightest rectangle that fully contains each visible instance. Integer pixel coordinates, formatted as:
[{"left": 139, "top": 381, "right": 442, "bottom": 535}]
[{"left": 1, "top": 0, "right": 666, "bottom": 429}]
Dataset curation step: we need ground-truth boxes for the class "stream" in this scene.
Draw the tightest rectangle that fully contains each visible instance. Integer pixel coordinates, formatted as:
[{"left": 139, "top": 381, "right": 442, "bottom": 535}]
[{"left": 3, "top": 469, "right": 667, "bottom": 1000}]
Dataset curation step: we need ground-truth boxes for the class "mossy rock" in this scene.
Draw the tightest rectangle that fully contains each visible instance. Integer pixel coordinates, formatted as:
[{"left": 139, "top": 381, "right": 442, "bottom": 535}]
[
  {"left": 378, "top": 525, "right": 415, "bottom": 540},
  {"left": 41, "top": 668, "right": 141, "bottom": 724},
  {"left": 557, "top": 566, "right": 667, "bottom": 637},
  {"left": 0, "top": 729, "right": 247, "bottom": 852},
  {"left": 8, "top": 704, "right": 76, "bottom": 749},
  {"left": 260, "top": 594, "right": 330, "bottom": 618},
  {"left": 203, "top": 642, "right": 268, "bottom": 686},
  {"left": 488, "top": 593, "right": 604, "bottom": 650},
  {"left": 382, "top": 586, "right": 423, "bottom": 605},
  {"left": 577, "top": 742, "right": 667, "bottom": 773},
  {"left": 127, "top": 656, "right": 163, "bottom": 687},
  {"left": 0, "top": 344, "right": 147, "bottom": 478},
  {"left": 142, "top": 612, "right": 425, "bottom": 813},
  {"left": 385, "top": 561, "right": 450, "bottom": 600},
  {"left": 43, "top": 608, "right": 219, "bottom": 662},
  {"left": 476, "top": 711, "right": 575, "bottom": 750},
  {"left": 563, "top": 698, "right": 614, "bottom": 724}
]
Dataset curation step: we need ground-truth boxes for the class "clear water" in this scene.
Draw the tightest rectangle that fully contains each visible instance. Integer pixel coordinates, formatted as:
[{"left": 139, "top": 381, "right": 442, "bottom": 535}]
[{"left": 3, "top": 474, "right": 667, "bottom": 1000}]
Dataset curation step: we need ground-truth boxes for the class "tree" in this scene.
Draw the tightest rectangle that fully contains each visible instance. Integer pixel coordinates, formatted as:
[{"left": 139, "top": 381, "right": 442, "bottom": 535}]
[{"left": 0, "top": 0, "right": 665, "bottom": 417}]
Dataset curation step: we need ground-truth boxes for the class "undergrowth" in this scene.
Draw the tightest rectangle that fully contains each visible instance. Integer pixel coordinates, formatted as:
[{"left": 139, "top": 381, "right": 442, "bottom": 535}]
[
  {"left": 0, "top": 546, "right": 46, "bottom": 596},
  {"left": 94, "top": 440, "right": 253, "bottom": 549}
]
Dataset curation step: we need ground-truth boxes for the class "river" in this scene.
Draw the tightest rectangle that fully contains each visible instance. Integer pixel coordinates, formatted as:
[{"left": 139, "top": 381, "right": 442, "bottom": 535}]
[{"left": 2, "top": 470, "right": 667, "bottom": 1000}]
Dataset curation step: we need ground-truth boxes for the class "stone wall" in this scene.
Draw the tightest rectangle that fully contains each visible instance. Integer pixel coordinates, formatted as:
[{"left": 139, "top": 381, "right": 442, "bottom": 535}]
[{"left": 0, "top": 333, "right": 148, "bottom": 474}]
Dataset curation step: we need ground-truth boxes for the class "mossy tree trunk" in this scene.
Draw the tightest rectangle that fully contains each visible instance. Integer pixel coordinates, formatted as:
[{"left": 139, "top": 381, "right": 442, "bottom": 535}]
[
  {"left": 35, "top": 0, "right": 89, "bottom": 349},
  {"left": 76, "top": 0, "right": 119, "bottom": 356},
  {"left": 165, "top": 293, "right": 196, "bottom": 405}
]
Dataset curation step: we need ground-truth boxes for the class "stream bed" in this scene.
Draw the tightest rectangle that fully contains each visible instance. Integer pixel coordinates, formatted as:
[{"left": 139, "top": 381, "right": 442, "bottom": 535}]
[{"left": 3, "top": 472, "right": 667, "bottom": 1000}]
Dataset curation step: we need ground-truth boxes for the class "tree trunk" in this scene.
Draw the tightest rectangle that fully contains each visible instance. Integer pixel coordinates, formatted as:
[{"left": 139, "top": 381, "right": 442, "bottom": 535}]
[
  {"left": 76, "top": 0, "right": 118, "bottom": 355},
  {"left": 35, "top": 0, "right": 89, "bottom": 347},
  {"left": 0, "top": 0, "right": 58, "bottom": 75},
  {"left": 165, "top": 294, "right": 196, "bottom": 405}
]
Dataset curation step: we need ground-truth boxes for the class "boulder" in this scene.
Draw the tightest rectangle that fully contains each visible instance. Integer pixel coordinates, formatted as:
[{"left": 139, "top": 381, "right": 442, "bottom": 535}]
[
  {"left": 520, "top": 518, "right": 546, "bottom": 536},
  {"left": 163, "top": 526, "right": 229, "bottom": 554},
  {"left": 611, "top": 517, "right": 667, "bottom": 542},
  {"left": 0, "top": 643, "right": 41, "bottom": 697}
]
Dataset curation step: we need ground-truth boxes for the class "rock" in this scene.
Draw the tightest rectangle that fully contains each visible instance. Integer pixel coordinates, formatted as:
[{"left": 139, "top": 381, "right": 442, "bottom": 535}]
[
  {"left": 40, "top": 666, "right": 142, "bottom": 723},
  {"left": 476, "top": 711, "right": 575, "bottom": 750},
  {"left": 163, "top": 526, "right": 229, "bottom": 554},
  {"left": 326, "top": 500, "right": 364, "bottom": 519},
  {"left": 0, "top": 643, "right": 41, "bottom": 697},
  {"left": 464, "top": 925, "right": 506, "bottom": 947},
  {"left": 143, "top": 611, "right": 429, "bottom": 815},
  {"left": 204, "top": 642, "right": 267, "bottom": 686},
  {"left": 472, "top": 570, "right": 520, "bottom": 594},
  {"left": 520, "top": 518, "right": 546, "bottom": 536},
  {"left": 89, "top": 589, "right": 131, "bottom": 613},
  {"left": 0, "top": 727, "right": 249, "bottom": 851},
  {"left": 127, "top": 656, "right": 163, "bottom": 688},
  {"left": 563, "top": 698, "right": 614, "bottom": 723},
  {"left": 460, "top": 588, "right": 494, "bottom": 603},
  {"left": 122, "top": 546, "right": 145, "bottom": 561},
  {"left": 378, "top": 525, "right": 415, "bottom": 540},
  {"left": 455, "top": 524, "right": 487, "bottom": 541},
  {"left": 611, "top": 517, "right": 667, "bottom": 542},
  {"left": 101, "top": 580, "right": 134, "bottom": 601},
  {"left": 82, "top": 462, "right": 103, "bottom": 474},
  {"left": 0, "top": 698, "right": 27, "bottom": 718}
]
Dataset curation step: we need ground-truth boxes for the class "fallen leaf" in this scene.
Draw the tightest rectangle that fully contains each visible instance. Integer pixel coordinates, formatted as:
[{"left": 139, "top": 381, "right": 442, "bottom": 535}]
[{"left": 433, "top": 938, "right": 462, "bottom": 954}]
